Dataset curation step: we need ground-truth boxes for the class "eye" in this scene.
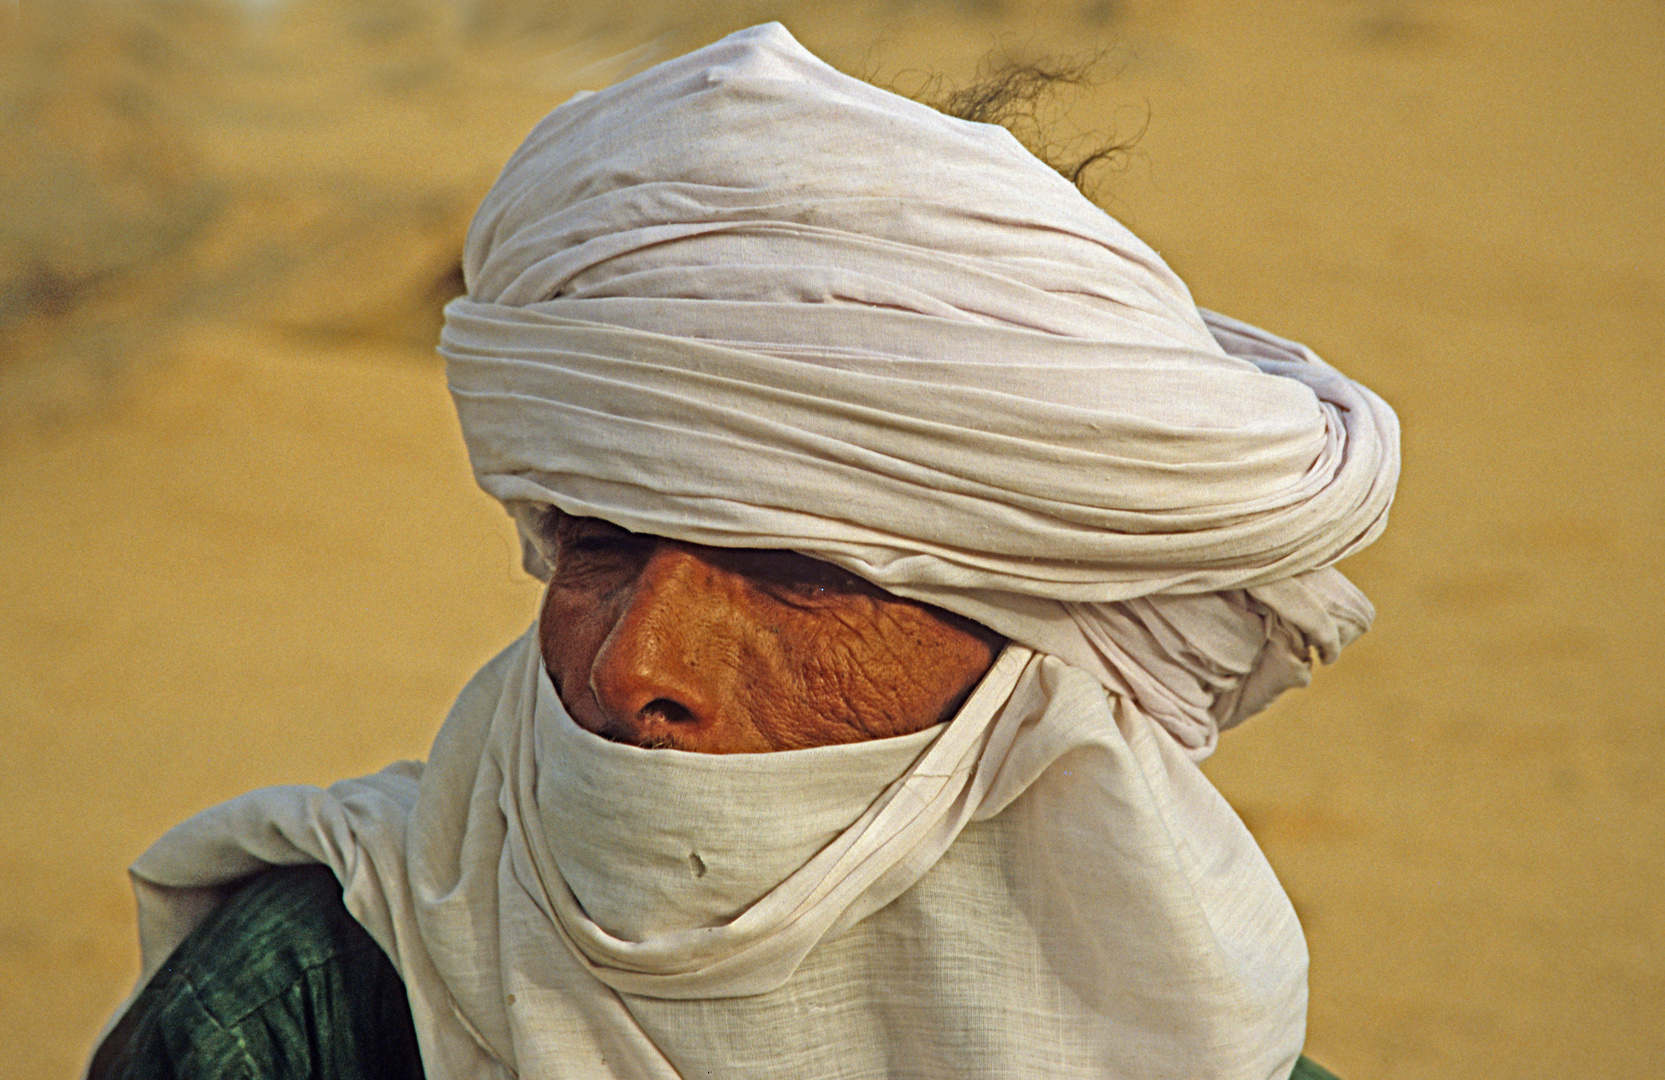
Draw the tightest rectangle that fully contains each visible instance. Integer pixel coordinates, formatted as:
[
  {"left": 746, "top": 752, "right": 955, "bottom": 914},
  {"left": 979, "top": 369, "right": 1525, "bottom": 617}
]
[
  {"left": 556, "top": 514, "right": 635, "bottom": 549},
  {"left": 552, "top": 515, "right": 654, "bottom": 580},
  {"left": 564, "top": 531, "right": 649, "bottom": 556},
  {"left": 736, "top": 550, "right": 870, "bottom": 603}
]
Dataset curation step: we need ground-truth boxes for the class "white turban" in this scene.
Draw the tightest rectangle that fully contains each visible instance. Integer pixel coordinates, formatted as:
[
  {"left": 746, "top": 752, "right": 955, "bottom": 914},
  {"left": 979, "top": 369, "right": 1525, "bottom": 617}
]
[
  {"left": 442, "top": 24, "right": 1396, "bottom": 755},
  {"left": 113, "top": 23, "right": 1398, "bottom": 1080}
]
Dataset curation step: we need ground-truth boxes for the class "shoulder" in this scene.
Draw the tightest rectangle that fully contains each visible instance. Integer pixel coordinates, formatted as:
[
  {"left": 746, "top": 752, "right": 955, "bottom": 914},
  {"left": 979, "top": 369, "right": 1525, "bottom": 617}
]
[{"left": 90, "top": 865, "right": 423, "bottom": 1080}]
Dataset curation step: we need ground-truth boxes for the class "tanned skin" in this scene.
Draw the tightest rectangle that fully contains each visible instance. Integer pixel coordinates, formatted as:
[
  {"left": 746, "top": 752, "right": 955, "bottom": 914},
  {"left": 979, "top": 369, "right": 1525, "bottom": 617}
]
[{"left": 539, "top": 513, "right": 1004, "bottom": 753}]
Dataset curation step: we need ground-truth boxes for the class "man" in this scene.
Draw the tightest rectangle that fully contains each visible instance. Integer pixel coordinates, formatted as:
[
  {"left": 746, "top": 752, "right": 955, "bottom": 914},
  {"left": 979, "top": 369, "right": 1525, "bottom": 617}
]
[{"left": 92, "top": 23, "right": 1397, "bottom": 1080}]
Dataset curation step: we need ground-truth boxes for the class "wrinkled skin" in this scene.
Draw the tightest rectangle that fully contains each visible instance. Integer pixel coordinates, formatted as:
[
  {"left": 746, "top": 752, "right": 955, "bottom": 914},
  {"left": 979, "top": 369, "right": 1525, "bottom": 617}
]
[{"left": 539, "top": 513, "right": 1004, "bottom": 753}]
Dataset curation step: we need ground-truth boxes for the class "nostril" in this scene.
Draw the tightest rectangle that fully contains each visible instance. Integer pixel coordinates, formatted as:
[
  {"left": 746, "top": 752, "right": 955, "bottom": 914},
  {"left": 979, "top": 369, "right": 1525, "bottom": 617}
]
[{"left": 641, "top": 698, "right": 696, "bottom": 726}]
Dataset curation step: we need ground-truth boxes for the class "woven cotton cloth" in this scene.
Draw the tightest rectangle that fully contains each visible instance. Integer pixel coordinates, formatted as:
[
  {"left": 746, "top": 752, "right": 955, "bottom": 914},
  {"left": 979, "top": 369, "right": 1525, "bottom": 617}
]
[
  {"left": 111, "top": 22, "right": 1398, "bottom": 1080},
  {"left": 442, "top": 24, "right": 1397, "bottom": 756},
  {"left": 127, "top": 630, "right": 1310, "bottom": 1080}
]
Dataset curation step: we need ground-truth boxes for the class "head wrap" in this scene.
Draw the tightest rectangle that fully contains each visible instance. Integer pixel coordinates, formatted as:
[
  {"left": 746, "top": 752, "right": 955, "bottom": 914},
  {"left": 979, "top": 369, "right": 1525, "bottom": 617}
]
[
  {"left": 441, "top": 23, "right": 1397, "bottom": 755},
  {"left": 114, "top": 23, "right": 1398, "bottom": 1080}
]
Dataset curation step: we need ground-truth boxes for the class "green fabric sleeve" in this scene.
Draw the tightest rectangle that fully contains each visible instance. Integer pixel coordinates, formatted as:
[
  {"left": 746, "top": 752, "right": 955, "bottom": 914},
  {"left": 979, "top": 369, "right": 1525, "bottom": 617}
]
[
  {"left": 1292, "top": 1054, "right": 1345, "bottom": 1080},
  {"left": 88, "top": 864, "right": 423, "bottom": 1080}
]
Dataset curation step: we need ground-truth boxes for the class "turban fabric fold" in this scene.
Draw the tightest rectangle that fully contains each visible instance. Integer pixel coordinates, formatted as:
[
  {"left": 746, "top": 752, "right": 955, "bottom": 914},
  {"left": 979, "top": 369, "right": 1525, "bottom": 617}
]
[
  {"left": 111, "top": 23, "right": 1398, "bottom": 1080},
  {"left": 441, "top": 22, "right": 1398, "bottom": 752}
]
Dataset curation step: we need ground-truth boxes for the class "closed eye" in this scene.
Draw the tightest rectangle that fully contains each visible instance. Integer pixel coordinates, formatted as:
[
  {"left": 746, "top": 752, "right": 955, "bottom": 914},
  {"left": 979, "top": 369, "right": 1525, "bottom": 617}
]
[
  {"left": 551, "top": 514, "right": 656, "bottom": 582},
  {"left": 725, "top": 550, "right": 873, "bottom": 602},
  {"left": 555, "top": 514, "right": 648, "bottom": 552}
]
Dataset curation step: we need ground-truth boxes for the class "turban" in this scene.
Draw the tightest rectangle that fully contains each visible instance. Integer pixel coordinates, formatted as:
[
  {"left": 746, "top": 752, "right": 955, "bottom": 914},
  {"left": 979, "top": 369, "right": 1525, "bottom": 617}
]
[
  {"left": 114, "top": 23, "right": 1398, "bottom": 1080},
  {"left": 441, "top": 24, "right": 1396, "bottom": 755}
]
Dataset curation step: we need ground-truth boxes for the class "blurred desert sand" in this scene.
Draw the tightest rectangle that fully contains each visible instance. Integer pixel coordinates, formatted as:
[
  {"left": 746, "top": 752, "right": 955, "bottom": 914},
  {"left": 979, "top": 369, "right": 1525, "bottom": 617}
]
[{"left": 3, "top": 0, "right": 1661, "bottom": 1076}]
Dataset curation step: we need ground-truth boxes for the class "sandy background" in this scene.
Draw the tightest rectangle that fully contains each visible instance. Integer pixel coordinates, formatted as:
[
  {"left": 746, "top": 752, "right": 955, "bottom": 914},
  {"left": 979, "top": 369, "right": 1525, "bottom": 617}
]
[{"left": 3, "top": 0, "right": 1661, "bottom": 1076}]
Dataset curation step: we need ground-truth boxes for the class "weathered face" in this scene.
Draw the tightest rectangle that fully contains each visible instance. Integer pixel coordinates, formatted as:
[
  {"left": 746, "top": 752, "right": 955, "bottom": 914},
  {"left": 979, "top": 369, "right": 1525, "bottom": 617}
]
[{"left": 538, "top": 513, "right": 1003, "bottom": 753}]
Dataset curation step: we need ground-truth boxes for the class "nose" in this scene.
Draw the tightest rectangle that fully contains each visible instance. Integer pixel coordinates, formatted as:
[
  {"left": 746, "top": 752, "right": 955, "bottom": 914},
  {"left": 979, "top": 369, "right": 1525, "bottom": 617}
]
[{"left": 587, "top": 544, "right": 741, "bottom": 748}]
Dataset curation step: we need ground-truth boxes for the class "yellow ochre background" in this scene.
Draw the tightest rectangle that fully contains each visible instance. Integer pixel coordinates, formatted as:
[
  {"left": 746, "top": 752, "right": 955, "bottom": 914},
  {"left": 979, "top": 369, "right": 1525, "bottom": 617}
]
[{"left": 3, "top": 0, "right": 1661, "bottom": 1075}]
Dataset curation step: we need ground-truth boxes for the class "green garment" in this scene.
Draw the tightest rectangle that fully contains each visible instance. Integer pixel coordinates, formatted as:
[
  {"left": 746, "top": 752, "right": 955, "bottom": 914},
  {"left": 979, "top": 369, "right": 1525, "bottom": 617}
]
[
  {"left": 1291, "top": 1054, "right": 1344, "bottom": 1080},
  {"left": 88, "top": 865, "right": 423, "bottom": 1080}
]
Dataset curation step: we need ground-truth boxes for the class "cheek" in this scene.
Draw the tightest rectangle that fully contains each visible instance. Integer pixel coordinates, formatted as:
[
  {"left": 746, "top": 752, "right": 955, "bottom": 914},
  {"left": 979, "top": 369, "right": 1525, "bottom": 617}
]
[
  {"left": 777, "top": 599, "right": 994, "bottom": 740},
  {"left": 539, "top": 583, "right": 613, "bottom": 699}
]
